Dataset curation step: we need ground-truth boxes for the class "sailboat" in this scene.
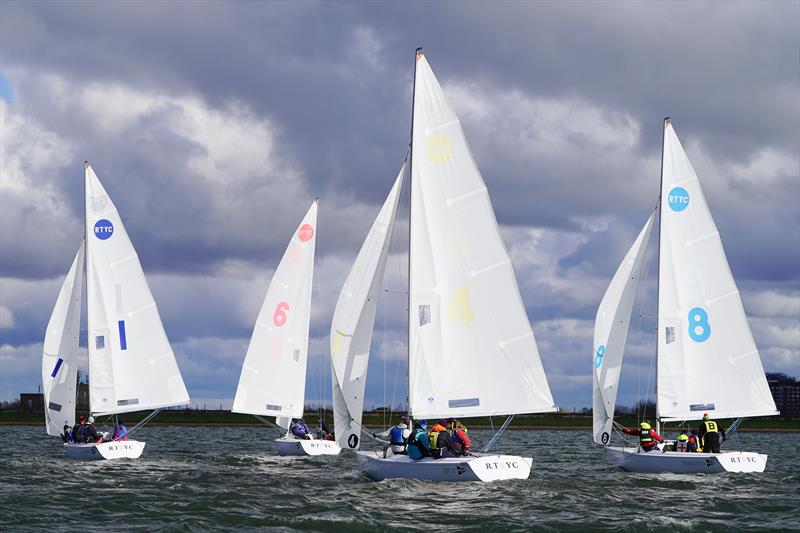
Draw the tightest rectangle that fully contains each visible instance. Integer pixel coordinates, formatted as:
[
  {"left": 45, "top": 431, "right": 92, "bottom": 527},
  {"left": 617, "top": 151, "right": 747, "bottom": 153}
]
[
  {"left": 232, "top": 199, "right": 340, "bottom": 456},
  {"left": 593, "top": 119, "right": 779, "bottom": 474},
  {"left": 43, "top": 163, "right": 191, "bottom": 460},
  {"left": 330, "top": 49, "right": 557, "bottom": 482}
]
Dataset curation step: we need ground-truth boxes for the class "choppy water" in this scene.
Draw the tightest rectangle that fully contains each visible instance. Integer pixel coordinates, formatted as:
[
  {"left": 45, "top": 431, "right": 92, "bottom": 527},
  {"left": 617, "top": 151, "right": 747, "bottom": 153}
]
[{"left": 0, "top": 425, "right": 798, "bottom": 531}]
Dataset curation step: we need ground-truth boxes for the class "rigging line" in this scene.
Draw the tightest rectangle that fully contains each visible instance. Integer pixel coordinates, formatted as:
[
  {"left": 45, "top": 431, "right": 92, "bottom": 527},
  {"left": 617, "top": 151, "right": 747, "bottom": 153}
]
[
  {"left": 480, "top": 415, "right": 515, "bottom": 453},
  {"left": 126, "top": 408, "right": 161, "bottom": 437}
]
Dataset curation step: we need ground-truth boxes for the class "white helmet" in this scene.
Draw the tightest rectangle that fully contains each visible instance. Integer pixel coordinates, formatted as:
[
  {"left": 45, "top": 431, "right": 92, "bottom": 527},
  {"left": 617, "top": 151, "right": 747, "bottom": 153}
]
[{"left": 88, "top": 416, "right": 95, "bottom": 424}]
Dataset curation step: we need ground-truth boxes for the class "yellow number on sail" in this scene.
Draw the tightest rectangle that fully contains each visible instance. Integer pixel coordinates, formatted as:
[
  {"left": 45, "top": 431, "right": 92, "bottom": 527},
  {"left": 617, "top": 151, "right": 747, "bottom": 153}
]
[
  {"left": 448, "top": 285, "right": 474, "bottom": 327},
  {"left": 426, "top": 135, "right": 453, "bottom": 164}
]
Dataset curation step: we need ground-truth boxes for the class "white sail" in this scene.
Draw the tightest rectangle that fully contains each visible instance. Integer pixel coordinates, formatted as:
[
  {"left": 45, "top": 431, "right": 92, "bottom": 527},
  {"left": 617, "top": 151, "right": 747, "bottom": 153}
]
[
  {"left": 408, "top": 52, "right": 556, "bottom": 419},
  {"left": 232, "top": 200, "right": 318, "bottom": 419},
  {"left": 42, "top": 240, "right": 85, "bottom": 436},
  {"left": 657, "top": 122, "right": 778, "bottom": 421},
  {"left": 84, "top": 163, "right": 190, "bottom": 415},
  {"left": 330, "top": 168, "right": 404, "bottom": 449},
  {"left": 593, "top": 212, "right": 655, "bottom": 445}
]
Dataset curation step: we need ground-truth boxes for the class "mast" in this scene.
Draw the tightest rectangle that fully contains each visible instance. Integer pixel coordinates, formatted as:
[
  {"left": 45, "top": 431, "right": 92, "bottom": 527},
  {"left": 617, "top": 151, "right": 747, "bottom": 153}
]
[
  {"left": 407, "top": 47, "right": 422, "bottom": 415},
  {"left": 655, "top": 117, "right": 669, "bottom": 435},
  {"left": 83, "top": 161, "right": 90, "bottom": 418}
]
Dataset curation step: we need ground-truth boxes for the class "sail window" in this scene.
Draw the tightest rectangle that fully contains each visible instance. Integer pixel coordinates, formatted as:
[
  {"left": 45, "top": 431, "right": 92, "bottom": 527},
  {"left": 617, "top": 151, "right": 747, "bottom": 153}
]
[
  {"left": 50, "top": 358, "right": 64, "bottom": 378},
  {"left": 117, "top": 398, "right": 139, "bottom": 406},
  {"left": 293, "top": 349, "right": 300, "bottom": 362},
  {"left": 690, "top": 403, "right": 715, "bottom": 412},
  {"left": 665, "top": 326, "right": 675, "bottom": 344},
  {"left": 48, "top": 402, "right": 62, "bottom": 412},
  {"left": 95, "top": 336, "right": 105, "bottom": 350},
  {"left": 266, "top": 404, "right": 282, "bottom": 411},
  {"left": 448, "top": 397, "right": 480, "bottom": 408},
  {"left": 118, "top": 320, "right": 128, "bottom": 350},
  {"left": 419, "top": 305, "right": 431, "bottom": 326}
]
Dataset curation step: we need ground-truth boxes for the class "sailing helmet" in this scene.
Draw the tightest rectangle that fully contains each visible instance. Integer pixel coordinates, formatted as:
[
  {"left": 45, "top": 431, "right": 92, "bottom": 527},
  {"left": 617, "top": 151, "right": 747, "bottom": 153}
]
[
  {"left": 79, "top": 415, "right": 85, "bottom": 423},
  {"left": 702, "top": 413, "right": 709, "bottom": 420},
  {"left": 419, "top": 419, "right": 427, "bottom": 428},
  {"left": 88, "top": 416, "right": 95, "bottom": 424},
  {"left": 640, "top": 422, "right": 651, "bottom": 430},
  {"left": 401, "top": 416, "right": 411, "bottom": 426}
]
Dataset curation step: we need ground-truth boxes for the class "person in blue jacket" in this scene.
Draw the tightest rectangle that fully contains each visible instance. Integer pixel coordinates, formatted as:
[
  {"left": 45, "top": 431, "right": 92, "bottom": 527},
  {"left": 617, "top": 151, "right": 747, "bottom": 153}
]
[{"left": 407, "top": 420, "right": 432, "bottom": 460}]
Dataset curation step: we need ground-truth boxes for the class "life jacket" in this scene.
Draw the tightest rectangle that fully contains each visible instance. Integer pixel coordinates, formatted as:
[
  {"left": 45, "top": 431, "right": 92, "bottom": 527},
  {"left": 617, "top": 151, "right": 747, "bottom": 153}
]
[
  {"left": 78, "top": 425, "right": 90, "bottom": 443},
  {"left": 389, "top": 426, "right": 405, "bottom": 445},
  {"left": 687, "top": 435, "right": 699, "bottom": 452},
  {"left": 639, "top": 429, "right": 654, "bottom": 446},
  {"left": 452, "top": 428, "right": 471, "bottom": 451},
  {"left": 429, "top": 430, "right": 440, "bottom": 449},
  {"left": 704, "top": 421, "right": 718, "bottom": 433}
]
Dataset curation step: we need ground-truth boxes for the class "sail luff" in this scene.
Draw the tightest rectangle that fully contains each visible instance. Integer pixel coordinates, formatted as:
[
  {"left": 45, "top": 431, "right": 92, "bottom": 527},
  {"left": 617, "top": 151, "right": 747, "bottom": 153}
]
[
  {"left": 42, "top": 239, "right": 85, "bottom": 436},
  {"left": 233, "top": 200, "right": 319, "bottom": 419}
]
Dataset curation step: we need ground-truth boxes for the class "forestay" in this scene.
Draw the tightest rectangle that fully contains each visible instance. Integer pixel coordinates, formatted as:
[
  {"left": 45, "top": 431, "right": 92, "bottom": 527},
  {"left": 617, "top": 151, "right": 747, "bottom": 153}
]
[
  {"left": 42, "top": 240, "right": 85, "bottom": 436},
  {"left": 592, "top": 213, "right": 655, "bottom": 445},
  {"left": 331, "top": 169, "right": 404, "bottom": 449},
  {"left": 84, "top": 164, "right": 190, "bottom": 415},
  {"left": 657, "top": 123, "right": 777, "bottom": 422},
  {"left": 233, "top": 200, "right": 318, "bottom": 420},
  {"left": 408, "top": 53, "right": 556, "bottom": 419}
]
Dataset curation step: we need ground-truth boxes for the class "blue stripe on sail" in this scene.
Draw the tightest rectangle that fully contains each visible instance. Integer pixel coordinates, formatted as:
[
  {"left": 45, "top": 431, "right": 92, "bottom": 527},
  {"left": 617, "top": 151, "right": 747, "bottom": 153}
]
[
  {"left": 51, "top": 358, "right": 64, "bottom": 378},
  {"left": 118, "top": 320, "right": 128, "bottom": 350}
]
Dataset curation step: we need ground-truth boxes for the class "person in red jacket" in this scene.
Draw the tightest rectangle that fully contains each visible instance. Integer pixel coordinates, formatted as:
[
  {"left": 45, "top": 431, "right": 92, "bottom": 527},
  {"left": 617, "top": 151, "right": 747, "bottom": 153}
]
[{"left": 622, "top": 421, "right": 664, "bottom": 452}]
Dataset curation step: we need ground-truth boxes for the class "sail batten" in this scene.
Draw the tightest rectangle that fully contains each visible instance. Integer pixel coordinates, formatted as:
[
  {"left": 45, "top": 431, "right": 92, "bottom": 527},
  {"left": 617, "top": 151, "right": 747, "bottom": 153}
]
[
  {"left": 233, "top": 201, "right": 318, "bottom": 419},
  {"left": 408, "top": 54, "right": 555, "bottom": 419}
]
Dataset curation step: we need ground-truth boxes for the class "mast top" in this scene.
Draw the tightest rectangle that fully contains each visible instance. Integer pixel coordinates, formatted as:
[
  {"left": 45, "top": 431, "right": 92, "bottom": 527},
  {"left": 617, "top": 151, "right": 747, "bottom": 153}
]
[
  {"left": 416, "top": 47, "right": 424, "bottom": 60},
  {"left": 84, "top": 161, "right": 90, "bottom": 170},
  {"left": 664, "top": 116, "right": 671, "bottom": 128}
]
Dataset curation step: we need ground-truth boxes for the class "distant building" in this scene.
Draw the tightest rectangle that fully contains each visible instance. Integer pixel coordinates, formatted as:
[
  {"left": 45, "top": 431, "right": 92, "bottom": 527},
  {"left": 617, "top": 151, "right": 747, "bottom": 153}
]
[
  {"left": 19, "top": 393, "right": 44, "bottom": 412},
  {"left": 767, "top": 373, "right": 800, "bottom": 417}
]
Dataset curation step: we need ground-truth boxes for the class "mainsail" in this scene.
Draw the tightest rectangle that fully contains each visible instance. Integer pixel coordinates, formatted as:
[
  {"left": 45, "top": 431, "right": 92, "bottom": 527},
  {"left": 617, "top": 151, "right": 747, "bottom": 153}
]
[
  {"left": 408, "top": 52, "right": 556, "bottom": 419},
  {"left": 84, "top": 163, "right": 190, "bottom": 415},
  {"left": 233, "top": 200, "right": 318, "bottom": 422},
  {"left": 592, "top": 213, "right": 655, "bottom": 445},
  {"left": 330, "top": 168, "right": 404, "bottom": 449},
  {"left": 42, "top": 240, "right": 85, "bottom": 436},
  {"left": 657, "top": 122, "right": 777, "bottom": 421}
]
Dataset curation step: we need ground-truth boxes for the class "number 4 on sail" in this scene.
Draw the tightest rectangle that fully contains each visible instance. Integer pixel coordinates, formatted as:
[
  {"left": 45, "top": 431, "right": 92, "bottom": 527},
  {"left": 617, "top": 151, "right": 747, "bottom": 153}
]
[{"left": 593, "top": 119, "right": 778, "bottom": 474}]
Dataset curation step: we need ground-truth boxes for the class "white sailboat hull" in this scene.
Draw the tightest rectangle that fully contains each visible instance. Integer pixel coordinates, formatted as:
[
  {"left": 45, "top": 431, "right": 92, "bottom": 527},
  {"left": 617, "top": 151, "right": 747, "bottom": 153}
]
[
  {"left": 606, "top": 446, "right": 767, "bottom": 473},
  {"left": 357, "top": 451, "right": 532, "bottom": 482},
  {"left": 64, "top": 440, "right": 145, "bottom": 460},
  {"left": 275, "top": 437, "right": 341, "bottom": 456}
]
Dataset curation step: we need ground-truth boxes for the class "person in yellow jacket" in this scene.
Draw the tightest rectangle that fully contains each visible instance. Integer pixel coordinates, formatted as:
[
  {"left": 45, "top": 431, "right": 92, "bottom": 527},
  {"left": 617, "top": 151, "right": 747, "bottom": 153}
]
[{"left": 697, "top": 413, "right": 726, "bottom": 453}]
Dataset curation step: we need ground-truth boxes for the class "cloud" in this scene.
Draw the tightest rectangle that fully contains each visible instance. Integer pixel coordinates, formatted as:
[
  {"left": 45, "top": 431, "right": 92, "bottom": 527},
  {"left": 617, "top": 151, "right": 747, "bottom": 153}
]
[{"left": 0, "top": 306, "right": 15, "bottom": 329}]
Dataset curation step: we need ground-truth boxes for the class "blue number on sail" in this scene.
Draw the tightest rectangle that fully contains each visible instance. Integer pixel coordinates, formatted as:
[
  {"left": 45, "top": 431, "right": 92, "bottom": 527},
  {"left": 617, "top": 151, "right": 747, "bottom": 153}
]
[
  {"left": 118, "top": 320, "right": 128, "bottom": 350},
  {"left": 688, "top": 307, "right": 711, "bottom": 342},
  {"left": 51, "top": 358, "right": 64, "bottom": 378},
  {"left": 594, "top": 345, "right": 606, "bottom": 369}
]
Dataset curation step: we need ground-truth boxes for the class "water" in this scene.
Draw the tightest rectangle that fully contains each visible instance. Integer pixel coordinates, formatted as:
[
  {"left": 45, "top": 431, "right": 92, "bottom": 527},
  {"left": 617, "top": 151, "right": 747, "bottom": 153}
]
[{"left": 1, "top": 425, "right": 798, "bottom": 531}]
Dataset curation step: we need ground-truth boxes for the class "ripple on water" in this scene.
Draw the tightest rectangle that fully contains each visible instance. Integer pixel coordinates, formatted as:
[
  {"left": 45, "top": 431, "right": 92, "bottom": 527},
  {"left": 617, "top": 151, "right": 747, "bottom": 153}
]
[{"left": 0, "top": 425, "right": 798, "bottom": 531}]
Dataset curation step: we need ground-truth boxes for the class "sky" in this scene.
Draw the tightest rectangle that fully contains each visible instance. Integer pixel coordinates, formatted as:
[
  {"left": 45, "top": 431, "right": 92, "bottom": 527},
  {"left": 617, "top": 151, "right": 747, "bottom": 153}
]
[{"left": 1, "top": 1, "right": 798, "bottom": 413}]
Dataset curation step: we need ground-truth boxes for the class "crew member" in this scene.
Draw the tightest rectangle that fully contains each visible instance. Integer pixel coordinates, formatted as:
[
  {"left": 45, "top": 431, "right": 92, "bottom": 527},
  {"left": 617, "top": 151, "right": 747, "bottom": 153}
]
[
  {"left": 622, "top": 421, "right": 664, "bottom": 452},
  {"left": 697, "top": 413, "right": 725, "bottom": 453},
  {"left": 407, "top": 420, "right": 432, "bottom": 460},
  {"left": 375, "top": 416, "right": 412, "bottom": 454}
]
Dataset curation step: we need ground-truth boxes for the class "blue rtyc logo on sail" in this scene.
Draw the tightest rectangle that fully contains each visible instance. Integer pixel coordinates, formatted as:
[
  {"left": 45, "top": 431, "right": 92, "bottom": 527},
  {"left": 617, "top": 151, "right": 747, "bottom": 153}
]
[
  {"left": 594, "top": 345, "right": 606, "bottom": 369},
  {"left": 94, "top": 219, "right": 114, "bottom": 240},
  {"left": 668, "top": 187, "right": 690, "bottom": 212}
]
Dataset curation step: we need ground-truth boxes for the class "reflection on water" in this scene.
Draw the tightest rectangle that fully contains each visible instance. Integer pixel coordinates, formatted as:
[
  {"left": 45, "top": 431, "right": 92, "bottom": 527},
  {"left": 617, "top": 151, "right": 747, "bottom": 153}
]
[{"left": 0, "top": 425, "right": 797, "bottom": 531}]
